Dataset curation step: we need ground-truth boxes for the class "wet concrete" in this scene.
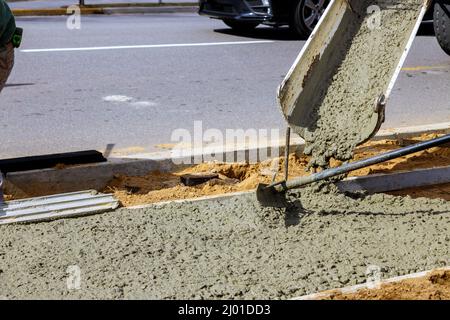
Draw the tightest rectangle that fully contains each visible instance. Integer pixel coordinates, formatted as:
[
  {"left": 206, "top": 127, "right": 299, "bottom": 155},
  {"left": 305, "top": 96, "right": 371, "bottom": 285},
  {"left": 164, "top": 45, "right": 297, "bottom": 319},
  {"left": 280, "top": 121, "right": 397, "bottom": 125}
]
[{"left": 0, "top": 188, "right": 448, "bottom": 299}]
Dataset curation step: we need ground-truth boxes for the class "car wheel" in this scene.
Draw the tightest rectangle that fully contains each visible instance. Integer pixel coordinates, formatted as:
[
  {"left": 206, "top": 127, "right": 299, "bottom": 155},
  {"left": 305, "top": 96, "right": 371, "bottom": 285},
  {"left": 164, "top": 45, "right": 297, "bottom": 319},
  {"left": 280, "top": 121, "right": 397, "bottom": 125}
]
[
  {"left": 434, "top": 0, "right": 450, "bottom": 55},
  {"left": 290, "top": 0, "right": 329, "bottom": 38},
  {"left": 222, "top": 19, "right": 259, "bottom": 32}
]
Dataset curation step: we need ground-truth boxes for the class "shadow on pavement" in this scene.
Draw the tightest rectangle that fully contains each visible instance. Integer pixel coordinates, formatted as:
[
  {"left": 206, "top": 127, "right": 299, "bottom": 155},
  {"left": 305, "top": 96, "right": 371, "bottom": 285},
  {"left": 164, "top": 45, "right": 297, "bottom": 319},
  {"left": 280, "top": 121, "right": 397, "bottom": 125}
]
[
  {"left": 214, "top": 26, "right": 306, "bottom": 41},
  {"left": 417, "top": 21, "right": 435, "bottom": 36}
]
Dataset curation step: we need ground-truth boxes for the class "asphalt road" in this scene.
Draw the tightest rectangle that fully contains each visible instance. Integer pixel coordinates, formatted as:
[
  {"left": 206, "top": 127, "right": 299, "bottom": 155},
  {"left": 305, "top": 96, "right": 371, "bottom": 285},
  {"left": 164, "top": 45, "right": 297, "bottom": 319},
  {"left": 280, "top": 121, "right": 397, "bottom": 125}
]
[{"left": 1, "top": 14, "right": 449, "bottom": 158}]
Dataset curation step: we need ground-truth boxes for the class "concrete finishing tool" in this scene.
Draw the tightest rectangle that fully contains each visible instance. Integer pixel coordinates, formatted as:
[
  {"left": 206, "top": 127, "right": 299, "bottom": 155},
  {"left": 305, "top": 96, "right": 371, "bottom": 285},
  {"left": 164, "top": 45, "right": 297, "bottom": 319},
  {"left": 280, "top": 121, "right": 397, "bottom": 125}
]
[{"left": 257, "top": 134, "right": 450, "bottom": 207}]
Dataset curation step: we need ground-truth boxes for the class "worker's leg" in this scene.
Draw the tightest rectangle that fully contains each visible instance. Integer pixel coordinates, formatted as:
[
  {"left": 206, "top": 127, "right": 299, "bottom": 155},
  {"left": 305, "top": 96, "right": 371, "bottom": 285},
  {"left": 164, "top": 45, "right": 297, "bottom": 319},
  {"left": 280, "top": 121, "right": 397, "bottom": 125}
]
[
  {"left": 0, "top": 43, "right": 14, "bottom": 202},
  {"left": 0, "top": 42, "right": 15, "bottom": 93}
]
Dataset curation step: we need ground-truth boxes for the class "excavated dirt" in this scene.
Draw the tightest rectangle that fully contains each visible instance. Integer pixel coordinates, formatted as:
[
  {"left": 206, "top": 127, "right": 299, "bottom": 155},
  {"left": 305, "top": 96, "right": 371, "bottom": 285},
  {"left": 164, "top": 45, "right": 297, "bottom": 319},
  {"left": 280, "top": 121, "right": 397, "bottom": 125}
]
[
  {"left": 2, "top": 134, "right": 448, "bottom": 205},
  {"left": 103, "top": 134, "right": 450, "bottom": 206},
  {"left": 325, "top": 269, "right": 450, "bottom": 300},
  {"left": 297, "top": 0, "right": 423, "bottom": 168},
  {"left": 0, "top": 187, "right": 449, "bottom": 299}
]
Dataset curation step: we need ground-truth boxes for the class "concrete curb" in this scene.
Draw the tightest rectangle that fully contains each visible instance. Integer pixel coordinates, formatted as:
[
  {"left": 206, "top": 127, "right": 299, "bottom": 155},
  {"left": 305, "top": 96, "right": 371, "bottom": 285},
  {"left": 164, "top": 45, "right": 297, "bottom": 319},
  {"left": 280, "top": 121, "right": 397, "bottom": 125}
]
[
  {"left": 13, "top": 7, "right": 103, "bottom": 16},
  {"left": 4, "top": 122, "right": 449, "bottom": 199},
  {"left": 102, "top": 6, "right": 198, "bottom": 14},
  {"left": 120, "top": 121, "right": 450, "bottom": 160},
  {"left": 12, "top": 5, "right": 198, "bottom": 16},
  {"left": 293, "top": 266, "right": 450, "bottom": 300}
]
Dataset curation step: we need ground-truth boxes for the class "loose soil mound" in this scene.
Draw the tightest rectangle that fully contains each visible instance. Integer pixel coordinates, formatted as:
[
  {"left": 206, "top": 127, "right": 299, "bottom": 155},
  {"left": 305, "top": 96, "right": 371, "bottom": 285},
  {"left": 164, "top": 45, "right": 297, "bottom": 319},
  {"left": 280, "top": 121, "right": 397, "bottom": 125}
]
[
  {"left": 105, "top": 134, "right": 450, "bottom": 206},
  {"left": 3, "top": 134, "right": 448, "bottom": 205},
  {"left": 326, "top": 269, "right": 450, "bottom": 300}
]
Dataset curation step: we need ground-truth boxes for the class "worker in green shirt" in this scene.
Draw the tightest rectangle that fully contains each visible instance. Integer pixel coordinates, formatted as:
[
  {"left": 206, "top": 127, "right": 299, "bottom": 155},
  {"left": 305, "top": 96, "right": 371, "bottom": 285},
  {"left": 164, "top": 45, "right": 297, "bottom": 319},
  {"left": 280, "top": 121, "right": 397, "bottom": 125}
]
[{"left": 0, "top": 0, "right": 18, "bottom": 93}]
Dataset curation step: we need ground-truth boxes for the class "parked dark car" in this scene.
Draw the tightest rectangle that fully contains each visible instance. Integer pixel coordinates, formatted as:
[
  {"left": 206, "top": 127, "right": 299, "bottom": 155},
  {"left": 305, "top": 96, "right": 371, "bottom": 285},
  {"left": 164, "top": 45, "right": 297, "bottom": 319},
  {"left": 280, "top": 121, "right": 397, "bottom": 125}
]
[
  {"left": 199, "top": 0, "right": 327, "bottom": 37},
  {"left": 198, "top": 0, "right": 450, "bottom": 55}
]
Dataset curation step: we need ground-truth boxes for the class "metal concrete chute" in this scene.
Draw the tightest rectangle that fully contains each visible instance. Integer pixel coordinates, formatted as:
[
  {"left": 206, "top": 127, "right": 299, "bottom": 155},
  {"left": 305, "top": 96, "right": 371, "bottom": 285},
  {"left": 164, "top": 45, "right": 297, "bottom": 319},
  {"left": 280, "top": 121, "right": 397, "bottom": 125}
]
[
  {"left": 277, "top": 0, "right": 347, "bottom": 123},
  {"left": 277, "top": 0, "right": 431, "bottom": 145},
  {"left": 257, "top": 0, "right": 444, "bottom": 207}
]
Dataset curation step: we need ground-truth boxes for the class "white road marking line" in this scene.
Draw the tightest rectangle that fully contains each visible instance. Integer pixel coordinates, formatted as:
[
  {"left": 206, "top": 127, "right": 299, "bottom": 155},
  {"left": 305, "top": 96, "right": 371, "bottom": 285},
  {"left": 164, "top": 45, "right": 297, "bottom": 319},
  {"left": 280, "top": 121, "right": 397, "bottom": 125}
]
[
  {"left": 102, "top": 95, "right": 158, "bottom": 108},
  {"left": 21, "top": 40, "right": 274, "bottom": 53}
]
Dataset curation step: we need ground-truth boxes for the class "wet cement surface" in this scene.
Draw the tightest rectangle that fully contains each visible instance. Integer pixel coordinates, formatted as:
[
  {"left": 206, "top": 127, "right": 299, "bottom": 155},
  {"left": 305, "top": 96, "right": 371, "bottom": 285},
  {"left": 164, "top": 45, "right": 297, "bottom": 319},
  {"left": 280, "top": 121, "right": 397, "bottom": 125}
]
[
  {"left": 297, "top": 0, "right": 423, "bottom": 168},
  {"left": 0, "top": 188, "right": 449, "bottom": 299}
]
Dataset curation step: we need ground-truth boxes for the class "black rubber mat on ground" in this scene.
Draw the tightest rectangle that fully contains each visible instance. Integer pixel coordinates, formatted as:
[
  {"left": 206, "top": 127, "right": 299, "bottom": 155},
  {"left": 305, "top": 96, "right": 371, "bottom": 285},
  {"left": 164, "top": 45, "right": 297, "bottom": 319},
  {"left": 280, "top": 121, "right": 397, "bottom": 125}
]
[{"left": 0, "top": 150, "right": 107, "bottom": 174}]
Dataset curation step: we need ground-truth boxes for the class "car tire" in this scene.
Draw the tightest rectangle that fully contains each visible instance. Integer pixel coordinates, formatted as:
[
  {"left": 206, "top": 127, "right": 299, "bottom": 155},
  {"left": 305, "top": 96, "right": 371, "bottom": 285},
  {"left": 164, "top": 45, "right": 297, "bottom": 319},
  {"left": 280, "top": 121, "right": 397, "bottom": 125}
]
[
  {"left": 434, "top": 0, "right": 450, "bottom": 55},
  {"left": 222, "top": 19, "right": 259, "bottom": 32},
  {"left": 290, "top": 0, "right": 329, "bottom": 38}
]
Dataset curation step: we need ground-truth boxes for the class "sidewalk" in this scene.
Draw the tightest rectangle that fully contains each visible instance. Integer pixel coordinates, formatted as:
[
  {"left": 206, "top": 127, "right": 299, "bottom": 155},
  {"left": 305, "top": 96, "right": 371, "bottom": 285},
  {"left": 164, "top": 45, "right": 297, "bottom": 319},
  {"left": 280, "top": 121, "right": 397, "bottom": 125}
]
[{"left": 8, "top": 0, "right": 198, "bottom": 16}]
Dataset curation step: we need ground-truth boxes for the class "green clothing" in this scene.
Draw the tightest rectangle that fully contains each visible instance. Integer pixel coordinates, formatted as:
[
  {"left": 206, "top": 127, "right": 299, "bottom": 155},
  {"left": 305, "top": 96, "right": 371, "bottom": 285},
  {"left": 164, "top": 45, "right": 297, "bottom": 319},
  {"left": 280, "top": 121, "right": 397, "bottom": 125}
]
[{"left": 0, "top": 0, "right": 15, "bottom": 46}]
